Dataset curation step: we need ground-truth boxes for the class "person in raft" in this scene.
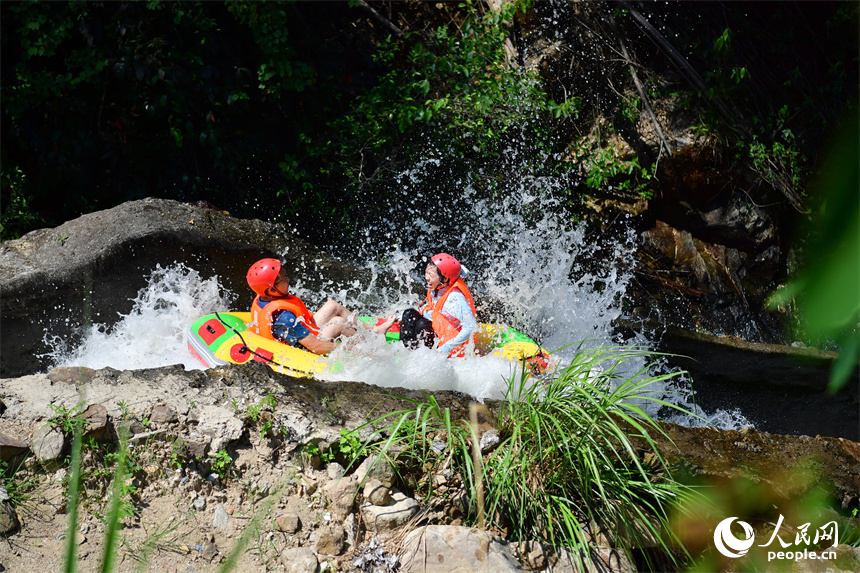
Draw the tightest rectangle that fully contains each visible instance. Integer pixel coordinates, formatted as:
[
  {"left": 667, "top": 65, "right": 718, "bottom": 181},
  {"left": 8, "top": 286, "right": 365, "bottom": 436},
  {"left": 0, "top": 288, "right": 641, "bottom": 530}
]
[
  {"left": 400, "top": 253, "right": 479, "bottom": 357},
  {"left": 246, "top": 258, "right": 395, "bottom": 355}
]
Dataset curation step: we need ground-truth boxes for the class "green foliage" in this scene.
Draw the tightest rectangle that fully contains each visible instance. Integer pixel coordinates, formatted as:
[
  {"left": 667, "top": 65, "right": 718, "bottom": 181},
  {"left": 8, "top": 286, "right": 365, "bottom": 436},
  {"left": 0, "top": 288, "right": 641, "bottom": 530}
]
[
  {"left": 0, "top": 166, "right": 42, "bottom": 240},
  {"left": 210, "top": 449, "right": 235, "bottom": 481},
  {"left": 0, "top": 456, "right": 37, "bottom": 511},
  {"left": 298, "top": 0, "right": 580, "bottom": 236},
  {"left": 245, "top": 392, "right": 276, "bottom": 422},
  {"left": 575, "top": 144, "right": 653, "bottom": 198},
  {"left": 48, "top": 403, "right": 86, "bottom": 435},
  {"left": 246, "top": 392, "right": 277, "bottom": 440},
  {"left": 225, "top": 1, "right": 315, "bottom": 97},
  {"left": 332, "top": 428, "right": 364, "bottom": 466},
  {"left": 302, "top": 429, "right": 364, "bottom": 467}
]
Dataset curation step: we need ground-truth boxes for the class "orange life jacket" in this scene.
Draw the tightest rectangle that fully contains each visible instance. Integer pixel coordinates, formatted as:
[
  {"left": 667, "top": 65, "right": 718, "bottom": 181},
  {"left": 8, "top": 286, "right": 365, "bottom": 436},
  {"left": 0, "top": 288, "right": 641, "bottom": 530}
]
[
  {"left": 419, "top": 278, "right": 478, "bottom": 357},
  {"left": 250, "top": 294, "right": 319, "bottom": 344}
]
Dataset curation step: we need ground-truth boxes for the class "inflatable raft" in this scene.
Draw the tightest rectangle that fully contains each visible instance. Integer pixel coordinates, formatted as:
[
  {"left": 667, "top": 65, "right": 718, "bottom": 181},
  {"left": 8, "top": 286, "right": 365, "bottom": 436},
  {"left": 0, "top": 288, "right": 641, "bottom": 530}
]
[{"left": 187, "top": 312, "right": 551, "bottom": 378}]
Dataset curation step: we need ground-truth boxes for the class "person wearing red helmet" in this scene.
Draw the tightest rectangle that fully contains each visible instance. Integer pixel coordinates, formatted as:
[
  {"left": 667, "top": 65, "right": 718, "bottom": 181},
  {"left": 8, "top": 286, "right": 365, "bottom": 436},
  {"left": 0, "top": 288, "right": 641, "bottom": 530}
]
[
  {"left": 246, "top": 258, "right": 395, "bottom": 355},
  {"left": 400, "top": 253, "right": 478, "bottom": 357}
]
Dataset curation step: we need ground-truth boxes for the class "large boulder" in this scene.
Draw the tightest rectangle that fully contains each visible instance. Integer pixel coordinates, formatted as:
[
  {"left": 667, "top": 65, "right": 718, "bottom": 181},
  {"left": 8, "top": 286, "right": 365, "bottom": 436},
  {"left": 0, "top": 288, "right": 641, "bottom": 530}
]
[{"left": 0, "top": 198, "right": 364, "bottom": 377}]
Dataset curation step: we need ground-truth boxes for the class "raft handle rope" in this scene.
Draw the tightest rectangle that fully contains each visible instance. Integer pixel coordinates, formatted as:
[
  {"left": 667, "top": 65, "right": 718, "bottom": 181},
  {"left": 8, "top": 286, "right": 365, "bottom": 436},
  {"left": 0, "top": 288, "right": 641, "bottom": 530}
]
[{"left": 213, "top": 311, "right": 314, "bottom": 375}]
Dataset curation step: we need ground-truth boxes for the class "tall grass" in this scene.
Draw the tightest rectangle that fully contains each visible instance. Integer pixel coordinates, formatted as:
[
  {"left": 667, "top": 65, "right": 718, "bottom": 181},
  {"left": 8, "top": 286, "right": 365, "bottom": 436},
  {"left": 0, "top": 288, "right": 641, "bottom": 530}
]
[{"left": 358, "top": 345, "right": 700, "bottom": 571}]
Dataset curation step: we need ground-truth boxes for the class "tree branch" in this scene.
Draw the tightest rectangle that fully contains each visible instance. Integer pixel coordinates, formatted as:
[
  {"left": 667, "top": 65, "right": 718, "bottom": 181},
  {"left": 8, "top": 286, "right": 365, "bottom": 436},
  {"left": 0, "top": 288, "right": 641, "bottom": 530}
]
[{"left": 357, "top": 0, "right": 403, "bottom": 37}]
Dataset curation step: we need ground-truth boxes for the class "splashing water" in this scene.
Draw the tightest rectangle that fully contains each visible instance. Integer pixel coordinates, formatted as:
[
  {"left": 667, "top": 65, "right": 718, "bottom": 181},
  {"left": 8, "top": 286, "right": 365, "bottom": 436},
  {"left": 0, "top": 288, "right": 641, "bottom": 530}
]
[{"left": 45, "top": 264, "right": 235, "bottom": 372}]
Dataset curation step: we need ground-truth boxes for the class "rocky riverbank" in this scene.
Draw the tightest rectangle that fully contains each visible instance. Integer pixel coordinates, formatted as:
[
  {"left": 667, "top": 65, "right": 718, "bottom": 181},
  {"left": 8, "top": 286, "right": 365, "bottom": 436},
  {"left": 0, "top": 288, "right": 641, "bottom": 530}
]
[{"left": 1, "top": 363, "right": 858, "bottom": 572}]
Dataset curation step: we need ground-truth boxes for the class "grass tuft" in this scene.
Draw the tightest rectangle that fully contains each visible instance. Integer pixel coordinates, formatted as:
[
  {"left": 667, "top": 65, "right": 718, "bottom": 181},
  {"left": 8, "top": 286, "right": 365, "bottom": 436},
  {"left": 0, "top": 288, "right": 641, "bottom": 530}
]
[{"left": 354, "top": 344, "right": 702, "bottom": 571}]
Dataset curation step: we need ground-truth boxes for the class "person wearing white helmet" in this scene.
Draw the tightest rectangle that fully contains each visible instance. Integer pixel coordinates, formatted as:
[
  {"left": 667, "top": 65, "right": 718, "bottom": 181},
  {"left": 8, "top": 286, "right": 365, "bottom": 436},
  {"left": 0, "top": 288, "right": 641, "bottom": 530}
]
[{"left": 401, "top": 253, "right": 479, "bottom": 357}]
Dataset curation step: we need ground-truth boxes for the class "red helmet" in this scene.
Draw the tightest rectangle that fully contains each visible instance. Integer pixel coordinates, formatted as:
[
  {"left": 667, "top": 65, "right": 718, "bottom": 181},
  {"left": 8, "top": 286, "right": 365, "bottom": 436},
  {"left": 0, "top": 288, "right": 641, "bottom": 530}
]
[
  {"left": 247, "top": 258, "right": 281, "bottom": 296},
  {"left": 431, "top": 253, "right": 461, "bottom": 282}
]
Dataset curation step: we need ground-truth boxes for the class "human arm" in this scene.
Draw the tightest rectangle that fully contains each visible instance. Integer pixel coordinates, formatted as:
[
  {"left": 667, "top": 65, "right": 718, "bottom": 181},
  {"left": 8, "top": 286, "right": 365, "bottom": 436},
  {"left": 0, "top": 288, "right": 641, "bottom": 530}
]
[{"left": 297, "top": 334, "right": 338, "bottom": 355}]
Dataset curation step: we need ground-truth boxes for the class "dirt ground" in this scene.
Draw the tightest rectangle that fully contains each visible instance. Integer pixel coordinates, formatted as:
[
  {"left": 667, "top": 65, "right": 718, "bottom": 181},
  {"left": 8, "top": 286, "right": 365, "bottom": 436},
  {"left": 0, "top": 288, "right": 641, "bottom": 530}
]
[{"left": 0, "top": 370, "right": 402, "bottom": 573}]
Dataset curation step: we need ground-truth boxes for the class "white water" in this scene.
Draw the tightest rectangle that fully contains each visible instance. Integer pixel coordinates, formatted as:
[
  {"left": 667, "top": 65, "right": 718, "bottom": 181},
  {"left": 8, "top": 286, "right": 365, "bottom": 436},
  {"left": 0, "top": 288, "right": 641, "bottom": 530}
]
[
  {"left": 45, "top": 265, "right": 235, "bottom": 371},
  {"left": 44, "top": 155, "right": 752, "bottom": 430}
]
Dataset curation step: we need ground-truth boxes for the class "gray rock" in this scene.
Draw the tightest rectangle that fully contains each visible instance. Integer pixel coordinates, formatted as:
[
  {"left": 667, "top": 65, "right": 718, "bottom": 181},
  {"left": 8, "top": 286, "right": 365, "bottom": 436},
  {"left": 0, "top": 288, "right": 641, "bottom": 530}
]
[
  {"left": 0, "top": 501, "right": 19, "bottom": 535},
  {"left": 79, "top": 404, "right": 109, "bottom": 441},
  {"left": 360, "top": 489, "right": 419, "bottom": 532},
  {"left": 150, "top": 404, "right": 178, "bottom": 424},
  {"left": 197, "top": 405, "right": 244, "bottom": 453},
  {"left": 323, "top": 475, "right": 359, "bottom": 522},
  {"left": 479, "top": 429, "right": 500, "bottom": 453},
  {"left": 201, "top": 539, "right": 218, "bottom": 561},
  {"left": 354, "top": 454, "right": 396, "bottom": 488},
  {"left": 213, "top": 504, "right": 230, "bottom": 528},
  {"left": 185, "top": 437, "right": 210, "bottom": 459},
  {"left": 399, "top": 525, "right": 523, "bottom": 573},
  {"left": 280, "top": 546, "right": 319, "bottom": 573},
  {"left": 315, "top": 525, "right": 345, "bottom": 556},
  {"left": 0, "top": 432, "right": 28, "bottom": 462},
  {"left": 548, "top": 545, "right": 636, "bottom": 573},
  {"left": 32, "top": 424, "right": 65, "bottom": 463},
  {"left": 274, "top": 513, "right": 301, "bottom": 533},
  {"left": 363, "top": 478, "right": 390, "bottom": 506},
  {"left": 327, "top": 461, "right": 346, "bottom": 480}
]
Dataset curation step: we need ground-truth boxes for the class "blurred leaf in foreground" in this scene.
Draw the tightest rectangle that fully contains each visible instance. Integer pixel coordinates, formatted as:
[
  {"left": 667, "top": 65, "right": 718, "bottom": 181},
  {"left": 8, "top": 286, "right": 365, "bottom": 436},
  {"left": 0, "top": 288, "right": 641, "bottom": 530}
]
[{"left": 769, "top": 107, "right": 859, "bottom": 392}]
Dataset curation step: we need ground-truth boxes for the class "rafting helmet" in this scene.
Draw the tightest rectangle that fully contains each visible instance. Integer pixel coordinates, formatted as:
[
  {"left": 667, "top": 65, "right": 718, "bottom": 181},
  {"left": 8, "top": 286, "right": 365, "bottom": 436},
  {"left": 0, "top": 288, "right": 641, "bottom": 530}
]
[
  {"left": 431, "top": 253, "right": 461, "bottom": 283},
  {"left": 247, "top": 258, "right": 282, "bottom": 296}
]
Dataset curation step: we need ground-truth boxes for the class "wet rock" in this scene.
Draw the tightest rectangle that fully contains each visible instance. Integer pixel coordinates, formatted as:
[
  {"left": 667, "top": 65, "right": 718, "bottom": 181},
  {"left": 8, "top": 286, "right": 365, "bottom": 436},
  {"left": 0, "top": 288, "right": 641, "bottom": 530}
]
[
  {"left": 280, "top": 546, "right": 319, "bottom": 573},
  {"left": 654, "top": 326, "right": 860, "bottom": 440},
  {"left": 638, "top": 217, "right": 782, "bottom": 343},
  {"left": 0, "top": 433, "right": 28, "bottom": 462},
  {"left": 315, "top": 524, "right": 345, "bottom": 555},
  {"left": 360, "top": 489, "right": 419, "bottom": 532},
  {"left": 632, "top": 422, "right": 860, "bottom": 502},
  {"left": 32, "top": 424, "right": 65, "bottom": 463},
  {"left": 399, "top": 525, "right": 522, "bottom": 573}
]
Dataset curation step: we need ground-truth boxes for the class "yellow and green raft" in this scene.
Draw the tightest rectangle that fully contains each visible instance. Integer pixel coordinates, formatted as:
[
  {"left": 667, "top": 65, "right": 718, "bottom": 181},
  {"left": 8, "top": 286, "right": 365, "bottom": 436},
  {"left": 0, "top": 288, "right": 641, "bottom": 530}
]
[{"left": 187, "top": 312, "right": 551, "bottom": 378}]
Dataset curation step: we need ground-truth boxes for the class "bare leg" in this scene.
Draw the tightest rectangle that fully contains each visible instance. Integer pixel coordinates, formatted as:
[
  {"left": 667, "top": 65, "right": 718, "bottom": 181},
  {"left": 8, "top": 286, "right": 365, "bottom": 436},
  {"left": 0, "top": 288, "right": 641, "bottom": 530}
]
[
  {"left": 318, "top": 321, "right": 355, "bottom": 340},
  {"left": 314, "top": 300, "right": 353, "bottom": 326},
  {"left": 373, "top": 315, "right": 397, "bottom": 334}
]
